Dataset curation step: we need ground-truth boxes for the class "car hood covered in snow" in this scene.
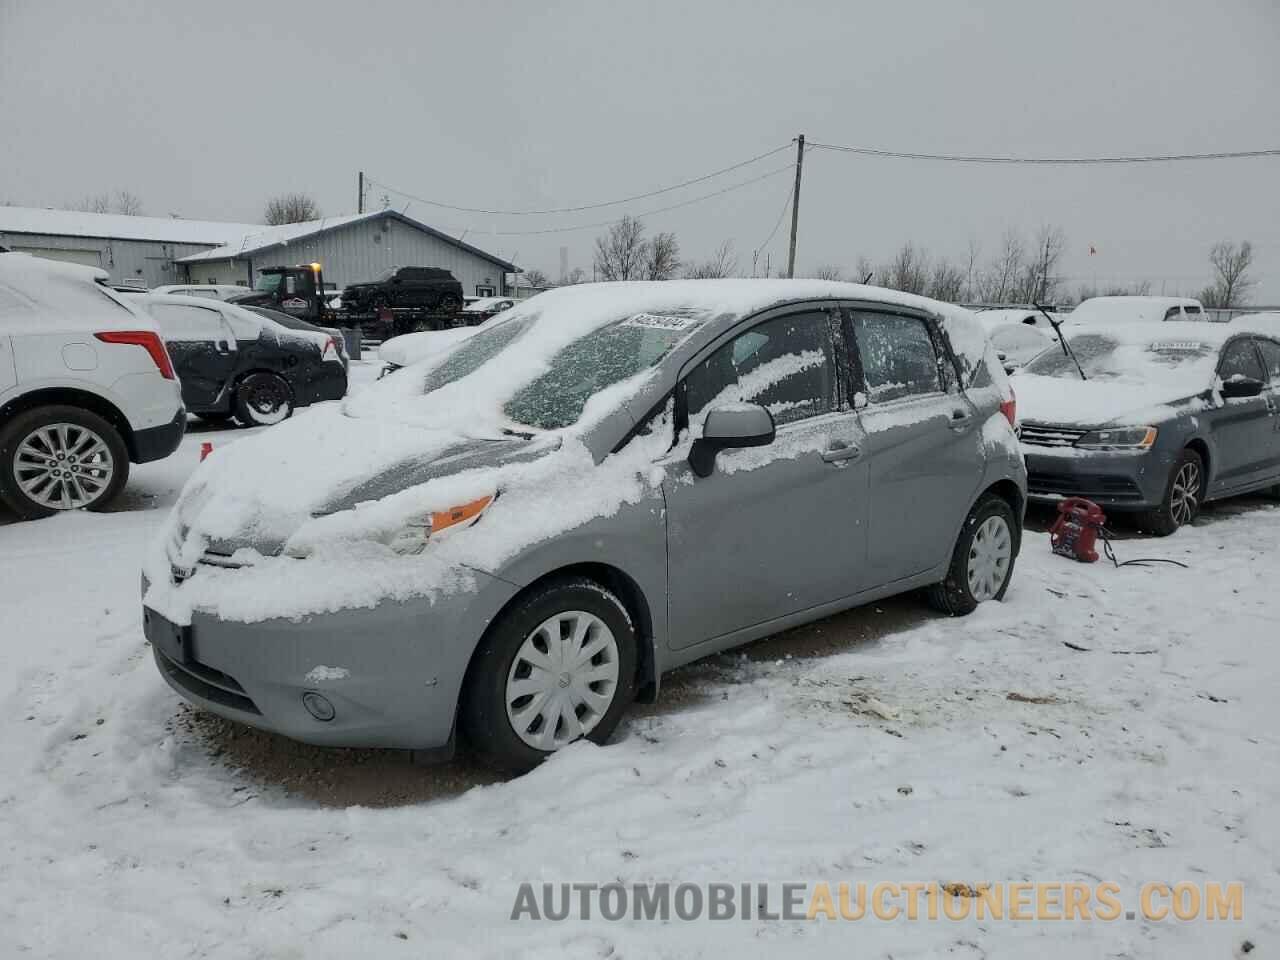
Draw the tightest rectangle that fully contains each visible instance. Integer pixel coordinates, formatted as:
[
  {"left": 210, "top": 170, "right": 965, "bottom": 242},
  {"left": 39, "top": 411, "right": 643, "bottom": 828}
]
[{"left": 1013, "top": 373, "right": 1206, "bottom": 427}]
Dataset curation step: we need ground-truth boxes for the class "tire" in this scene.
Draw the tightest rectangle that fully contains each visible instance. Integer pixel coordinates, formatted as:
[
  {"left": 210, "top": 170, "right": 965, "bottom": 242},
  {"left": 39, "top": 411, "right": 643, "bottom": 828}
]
[
  {"left": 232, "top": 372, "right": 294, "bottom": 428},
  {"left": 0, "top": 405, "right": 129, "bottom": 519},
  {"left": 1140, "top": 448, "right": 1203, "bottom": 536},
  {"left": 193, "top": 411, "right": 234, "bottom": 426},
  {"left": 927, "top": 493, "right": 1019, "bottom": 616},
  {"left": 461, "top": 577, "right": 638, "bottom": 773}
]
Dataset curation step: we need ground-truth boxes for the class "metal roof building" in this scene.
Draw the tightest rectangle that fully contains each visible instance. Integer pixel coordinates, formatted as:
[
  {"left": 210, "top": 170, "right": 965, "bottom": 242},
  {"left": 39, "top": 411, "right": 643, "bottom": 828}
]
[
  {"left": 0, "top": 207, "right": 262, "bottom": 288},
  {"left": 0, "top": 207, "right": 518, "bottom": 296},
  {"left": 177, "top": 210, "right": 518, "bottom": 296}
]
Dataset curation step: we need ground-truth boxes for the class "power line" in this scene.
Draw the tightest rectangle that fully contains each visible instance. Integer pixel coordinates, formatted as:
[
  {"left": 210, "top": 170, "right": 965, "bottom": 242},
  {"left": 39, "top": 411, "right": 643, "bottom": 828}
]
[
  {"left": 754, "top": 184, "right": 792, "bottom": 258},
  {"left": 366, "top": 143, "right": 792, "bottom": 217},
  {"left": 459, "top": 163, "right": 796, "bottom": 237},
  {"left": 809, "top": 141, "right": 1280, "bottom": 165}
]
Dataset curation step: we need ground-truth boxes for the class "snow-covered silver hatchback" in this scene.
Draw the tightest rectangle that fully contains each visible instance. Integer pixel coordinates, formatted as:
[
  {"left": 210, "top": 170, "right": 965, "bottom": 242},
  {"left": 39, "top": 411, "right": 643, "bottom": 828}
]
[{"left": 143, "top": 281, "right": 1026, "bottom": 771}]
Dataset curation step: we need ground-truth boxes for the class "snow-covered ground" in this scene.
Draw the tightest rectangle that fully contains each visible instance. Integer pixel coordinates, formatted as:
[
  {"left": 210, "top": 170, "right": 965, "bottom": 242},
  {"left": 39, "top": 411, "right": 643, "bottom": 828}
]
[{"left": 1, "top": 358, "right": 1276, "bottom": 957}]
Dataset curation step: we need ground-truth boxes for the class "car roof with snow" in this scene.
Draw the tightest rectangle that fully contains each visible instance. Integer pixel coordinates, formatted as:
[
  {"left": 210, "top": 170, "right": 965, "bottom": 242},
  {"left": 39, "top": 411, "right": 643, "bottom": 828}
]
[
  {"left": 1070, "top": 296, "right": 1204, "bottom": 324},
  {"left": 1063, "top": 319, "right": 1260, "bottom": 348},
  {"left": 0, "top": 251, "right": 154, "bottom": 331}
]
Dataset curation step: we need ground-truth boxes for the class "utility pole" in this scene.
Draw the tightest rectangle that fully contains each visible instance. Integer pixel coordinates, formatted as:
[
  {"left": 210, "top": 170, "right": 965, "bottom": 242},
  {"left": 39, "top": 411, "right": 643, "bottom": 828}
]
[
  {"left": 785, "top": 134, "right": 805, "bottom": 279},
  {"left": 358, "top": 171, "right": 365, "bottom": 214}
]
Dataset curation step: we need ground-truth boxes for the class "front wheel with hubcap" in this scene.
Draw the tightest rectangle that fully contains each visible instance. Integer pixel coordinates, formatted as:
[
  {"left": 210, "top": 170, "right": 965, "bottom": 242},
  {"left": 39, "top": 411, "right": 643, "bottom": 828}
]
[
  {"left": 462, "top": 578, "right": 637, "bottom": 773},
  {"left": 927, "top": 494, "right": 1019, "bottom": 616},
  {"left": 233, "top": 372, "right": 294, "bottom": 427},
  {"left": 0, "top": 405, "right": 129, "bottom": 519},
  {"left": 1141, "top": 449, "right": 1202, "bottom": 536}
]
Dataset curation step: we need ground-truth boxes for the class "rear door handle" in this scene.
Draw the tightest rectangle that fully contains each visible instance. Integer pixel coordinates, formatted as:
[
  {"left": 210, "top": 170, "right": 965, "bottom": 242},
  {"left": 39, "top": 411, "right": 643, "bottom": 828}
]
[
  {"left": 950, "top": 409, "right": 974, "bottom": 431},
  {"left": 821, "top": 441, "right": 862, "bottom": 464}
]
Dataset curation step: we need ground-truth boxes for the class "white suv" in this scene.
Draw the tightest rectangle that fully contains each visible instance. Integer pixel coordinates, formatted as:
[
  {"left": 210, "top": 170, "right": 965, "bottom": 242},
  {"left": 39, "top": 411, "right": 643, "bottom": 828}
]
[{"left": 0, "top": 253, "right": 185, "bottom": 519}]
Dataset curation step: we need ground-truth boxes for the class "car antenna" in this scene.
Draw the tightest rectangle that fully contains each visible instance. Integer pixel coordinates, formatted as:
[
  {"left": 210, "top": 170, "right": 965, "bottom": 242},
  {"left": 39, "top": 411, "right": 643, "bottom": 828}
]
[
  {"left": 1035, "top": 302, "right": 1087, "bottom": 380},
  {"left": 863, "top": 271, "right": 874, "bottom": 284}
]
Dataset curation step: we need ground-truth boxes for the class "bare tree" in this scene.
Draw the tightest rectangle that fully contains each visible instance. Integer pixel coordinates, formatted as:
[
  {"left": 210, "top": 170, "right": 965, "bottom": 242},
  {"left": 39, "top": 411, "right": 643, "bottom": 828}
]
[
  {"left": 927, "top": 258, "right": 965, "bottom": 302},
  {"left": 977, "top": 229, "right": 1026, "bottom": 303},
  {"left": 644, "top": 231, "right": 682, "bottom": 280},
  {"left": 69, "top": 191, "right": 144, "bottom": 215},
  {"left": 1015, "top": 225, "right": 1066, "bottom": 303},
  {"left": 962, "top": 236, "right": 982, "bottom": 302},
  {"left": 683, "top": 240, "right": 739, "bottom": 279},
  {"left": 521, "top": 268, "right": 550, "bottom": 289},
  {"left": 806, "top": 264, "right": 844, "bottom": 281},
  {"left": 593, "top": 215, "right": 648, "bottom": 281},
  {"left": 881, "top": 243, "right": 930, "bottom": 294},
  {"left": 113, "top": 190, "right": 144, "bottom": 216},
  {"left": 1199, "top": 240, "right": 1254, "bottom": 308},
  {"left": 854, "top": 256, "right": 875, "bottom": 284},
  {"left": 264, "top": 193, "right": 321, "bottom": 225}
]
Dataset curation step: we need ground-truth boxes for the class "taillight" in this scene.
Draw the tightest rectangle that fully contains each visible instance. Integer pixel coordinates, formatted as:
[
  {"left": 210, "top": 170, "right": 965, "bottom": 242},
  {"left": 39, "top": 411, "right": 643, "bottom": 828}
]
[
  {"left": 999, "top": 389, "right": 1017, "bottom": 428},
  {"left": 95, "top": 330, "right": 176, "bottom": 380},
  {"left": 322, "top": 336, "right": 341, "bottom": 362}
]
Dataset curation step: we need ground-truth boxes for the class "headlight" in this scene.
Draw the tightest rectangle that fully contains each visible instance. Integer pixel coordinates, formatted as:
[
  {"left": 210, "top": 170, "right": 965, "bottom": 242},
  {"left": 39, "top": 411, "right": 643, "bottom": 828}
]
[
  {"left": 1075, "top": 426, "right": 1158, "bottom": 451},
  {"left": 386, "top": 494, "right": 494, "bottom": 555}
]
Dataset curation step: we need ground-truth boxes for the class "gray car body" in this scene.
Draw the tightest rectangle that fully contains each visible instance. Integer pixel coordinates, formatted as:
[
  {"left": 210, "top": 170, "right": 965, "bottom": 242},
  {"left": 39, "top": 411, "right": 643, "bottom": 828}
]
[
  {"left": 147, "top": 292, "right": 1026, "bottom": 752},
  {"left": 1019, "top": 328, "right": 1280, "bottom": 510}
]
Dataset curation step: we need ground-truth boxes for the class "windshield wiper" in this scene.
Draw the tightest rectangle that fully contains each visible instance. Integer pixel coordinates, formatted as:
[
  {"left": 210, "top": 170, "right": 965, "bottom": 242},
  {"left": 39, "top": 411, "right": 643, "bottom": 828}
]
[
  {"left": 500, "top": 427, "right": 536, "bottom": 440},
  {"left": 1035, "top": 302, "right": 1087, "bottom": 381}
]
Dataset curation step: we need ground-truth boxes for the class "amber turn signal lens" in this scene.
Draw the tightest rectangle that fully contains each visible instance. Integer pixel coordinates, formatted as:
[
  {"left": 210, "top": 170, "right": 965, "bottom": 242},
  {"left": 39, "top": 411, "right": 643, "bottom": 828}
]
[{"left": 430, "top": 495, "right": 493, "bottom": 533}]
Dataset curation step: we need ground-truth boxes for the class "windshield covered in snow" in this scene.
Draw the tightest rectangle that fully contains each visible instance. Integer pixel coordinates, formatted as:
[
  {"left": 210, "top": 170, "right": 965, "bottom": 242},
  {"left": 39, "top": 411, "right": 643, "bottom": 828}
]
[
  {"left": 1022, "top": 332, "right": 1217, "bottom": 385},
  {"left": 413, "top": 311, "right": 695, "bottom": 430},
  {"left": 504, "top": 315, "right": 694, "bottom": 429}
]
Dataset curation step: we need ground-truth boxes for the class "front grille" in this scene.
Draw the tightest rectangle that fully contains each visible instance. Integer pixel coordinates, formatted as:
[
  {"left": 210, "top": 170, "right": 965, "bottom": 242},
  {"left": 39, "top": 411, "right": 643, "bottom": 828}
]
[
  {"left": 1027, "top": 471, "right": 1143, "bottom": 500},
  {"left": 1020, "top": 422, "right": 1088, "bottom": 447},
  {"left": 155, "top": 646, "right": 261, "bottom": 715}
]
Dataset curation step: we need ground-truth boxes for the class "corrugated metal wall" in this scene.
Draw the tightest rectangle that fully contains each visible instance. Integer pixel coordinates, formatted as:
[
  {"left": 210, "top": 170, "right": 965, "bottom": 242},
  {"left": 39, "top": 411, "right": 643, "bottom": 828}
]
[
  {"left": 0, "top": 233, "right": 219, "bottom": 288},
  {"left": 245, "top": 218, "right": 510, "bottom": 294}
]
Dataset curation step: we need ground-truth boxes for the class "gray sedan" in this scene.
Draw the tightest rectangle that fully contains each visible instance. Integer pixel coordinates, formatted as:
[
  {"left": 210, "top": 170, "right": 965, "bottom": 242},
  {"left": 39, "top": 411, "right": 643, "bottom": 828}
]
[
  {"left": 144, "top": 281, "right": 1026, "bottom": 771},
  {"left": 1016, "top": 322, "right": 1280, "bottom": 534}
]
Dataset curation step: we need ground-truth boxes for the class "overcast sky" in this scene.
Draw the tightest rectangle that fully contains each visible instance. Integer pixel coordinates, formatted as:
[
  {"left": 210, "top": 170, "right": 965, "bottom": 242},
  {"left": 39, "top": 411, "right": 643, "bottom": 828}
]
[{"left": 2, "top": 0, "right": 1278, "bottom": 299}]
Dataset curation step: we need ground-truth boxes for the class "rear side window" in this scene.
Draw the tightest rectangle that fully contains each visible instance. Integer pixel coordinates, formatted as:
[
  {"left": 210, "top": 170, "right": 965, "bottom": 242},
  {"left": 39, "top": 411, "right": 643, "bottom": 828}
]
[
  {"left": 850, "top": 312, "right": 943, "bottom": 403},
  {"left": 1219, "top": 339, "right": 1266, "bottom": 382},
  {"left": 1163, "top": 307, "right": 1183, "bottom": 321},
  {"left": 1254, "top": 339, "right": 1280, "bottom": 383},
  {"left": 684, "top": 311, "right": 834, "bottom": 426},
  {"left": 149, "top": 303, "right": 228, "bottom": 341}
]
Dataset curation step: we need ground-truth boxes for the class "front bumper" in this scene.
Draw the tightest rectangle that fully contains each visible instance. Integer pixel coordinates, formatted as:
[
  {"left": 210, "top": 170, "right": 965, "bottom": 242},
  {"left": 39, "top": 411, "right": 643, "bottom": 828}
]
[
  {"left": 130, "top": 409, "right": 186, "bottom": 464},
  {"left": 144, "top": 575, "right": 517, "bottom": 749},
  {"left": 1022, "top": 444, "right": 1173, "bottom": 510}
]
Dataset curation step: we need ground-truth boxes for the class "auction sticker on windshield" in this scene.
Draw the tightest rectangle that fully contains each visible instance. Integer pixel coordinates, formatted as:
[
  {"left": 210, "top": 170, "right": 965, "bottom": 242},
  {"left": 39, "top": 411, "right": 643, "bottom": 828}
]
[{"left": 622, "top": 313, "right": 701, "bottom": 331}]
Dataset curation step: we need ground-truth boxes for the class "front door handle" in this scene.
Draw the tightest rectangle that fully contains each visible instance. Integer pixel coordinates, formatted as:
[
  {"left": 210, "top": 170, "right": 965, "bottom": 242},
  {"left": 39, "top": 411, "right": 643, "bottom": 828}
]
[
  {"left": 821, "top": 441, "right": 862, "bottom": 464},
  {"left": 950, "top": 409, "right": 974, "bottom": 431}
]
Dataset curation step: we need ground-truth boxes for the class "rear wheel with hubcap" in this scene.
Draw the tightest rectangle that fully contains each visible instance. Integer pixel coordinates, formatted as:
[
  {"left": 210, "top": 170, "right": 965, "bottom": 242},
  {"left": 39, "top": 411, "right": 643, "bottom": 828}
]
[
  {"left": 0, "top": 405, "right": 128, "bottom": 519},
  {"left": 233, "top": 372, "right": 294, "bottom": 427},
  {"left": 1142, "top": 448, "right": 1202, "bottom": 536},
  {"left": 462, "top": 578, "right": 637, "bottom": 772},
  {"left": 927, "top": 493, "right": 1019, "bottom": 615}
]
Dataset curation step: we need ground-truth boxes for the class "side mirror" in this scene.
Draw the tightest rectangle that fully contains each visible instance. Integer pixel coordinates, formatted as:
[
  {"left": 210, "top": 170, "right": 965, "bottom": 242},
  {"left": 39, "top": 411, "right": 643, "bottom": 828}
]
[
  {"left": 688, "top": 404, "right": 776, "bottom": 478},
  {"left": 1221, "top": 376, "right": 1265, "bottom": 399}
]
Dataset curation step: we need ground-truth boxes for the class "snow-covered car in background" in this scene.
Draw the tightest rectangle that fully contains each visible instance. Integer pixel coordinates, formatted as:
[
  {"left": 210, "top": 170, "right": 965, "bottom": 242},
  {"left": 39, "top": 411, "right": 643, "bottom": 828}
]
[
  {"left": 151, "top": 284, "right": 250, "bottom": 302},
  {"left": 1015, "top": 322, "right": 1280, "bottom": 534},
  {"left": 461, "top": 295, "right": 516, "bottom": 320},
  {"left": 142, "top": 280, "right": 1024, "bottom": 772},
  {"left": 242, "top": 305, "right": 349, "bottom": 371},
  {"left": 378, "top": 325, "right": 481, "bottom": 376},
  {"left": 975, "top": 310, "right": 1060, "bottom": 372},
  {"left": 1070, "top": 295, "right": 1206, "bottom": 325},
  {"left": 131, "top": 294, "right": 347, "bottom": 427},
  {"left": 0, "top": 253, "right": 184, "bottom": 518}
]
